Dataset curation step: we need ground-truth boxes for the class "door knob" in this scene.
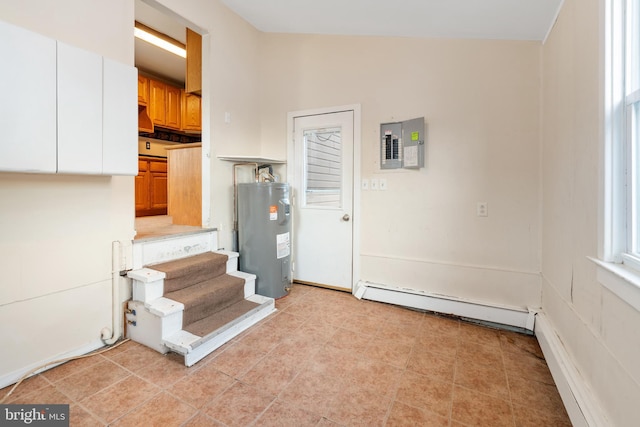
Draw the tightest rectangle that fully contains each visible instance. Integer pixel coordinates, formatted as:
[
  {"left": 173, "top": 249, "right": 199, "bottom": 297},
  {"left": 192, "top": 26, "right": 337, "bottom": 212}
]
[{"left": 342, "top": 214, "right": 350, "bottom": 221}]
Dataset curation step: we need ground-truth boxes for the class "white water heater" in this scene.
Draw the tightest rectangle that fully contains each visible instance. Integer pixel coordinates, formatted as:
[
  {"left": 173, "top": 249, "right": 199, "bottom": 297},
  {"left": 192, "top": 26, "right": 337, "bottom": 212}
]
[{"left": 237, "top": 182, "right": 291, "bottom": 299}]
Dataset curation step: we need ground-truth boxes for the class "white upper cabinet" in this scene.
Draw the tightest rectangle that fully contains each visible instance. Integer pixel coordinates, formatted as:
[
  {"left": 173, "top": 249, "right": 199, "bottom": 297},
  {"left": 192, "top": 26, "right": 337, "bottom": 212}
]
[
  {"left": 0, "top": 19, "right": 137, "bottom": 176},
  {"left": 103, "top": 58, "right": 138, "bottom": 175},
  {"left": 0, "top": 20, "right": 57, "bottom": 173},
  {"left": 57, "top": 42, "right": 103, "bottom": 174}
]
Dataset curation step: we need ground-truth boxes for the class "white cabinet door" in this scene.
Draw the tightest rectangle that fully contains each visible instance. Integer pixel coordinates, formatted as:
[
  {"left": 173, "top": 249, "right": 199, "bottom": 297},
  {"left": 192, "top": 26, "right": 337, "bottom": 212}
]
[
  {"left": 0, "top": 21, "right": 56, "bottom": 173},
  {"left": 103, "top": 58, "right": 138, "bottom": 175},
  {"left": 56, "top": 42, "right": 103, "bottom": 174}
]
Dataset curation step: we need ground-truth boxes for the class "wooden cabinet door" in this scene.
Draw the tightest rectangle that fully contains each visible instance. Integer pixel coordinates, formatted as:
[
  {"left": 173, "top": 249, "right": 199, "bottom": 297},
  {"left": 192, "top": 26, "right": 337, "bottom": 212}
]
[
  {"left": 149, "top": 159, "right": 168, "bottom": 209},
  {"left": 165, "top": 85, "right": 182, "bottom": 130},
  {"left": 135, "top": 159, "right": 150, "bottom": 212},
  {"left": 149, "top": 79, "right": 166, "bottom": 126},
  {"left": 181, "top": 91, "right": 201, "bottom": 132},
  {"left": 138, "top": 74, "right": 149, "bottom": 106}
]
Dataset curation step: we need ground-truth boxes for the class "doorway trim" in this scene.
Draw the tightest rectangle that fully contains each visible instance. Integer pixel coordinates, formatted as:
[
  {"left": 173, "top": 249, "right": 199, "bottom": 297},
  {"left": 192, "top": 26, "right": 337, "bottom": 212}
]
[{"left": 286, "top": 104, "right": 362, "bottom": 294}]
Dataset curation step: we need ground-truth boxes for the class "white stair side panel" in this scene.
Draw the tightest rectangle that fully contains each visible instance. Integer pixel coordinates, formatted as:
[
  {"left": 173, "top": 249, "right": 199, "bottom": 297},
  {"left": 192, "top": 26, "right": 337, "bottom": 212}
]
[
  {"left": 126, "top": 301, "right": 171, "bottom": 354},
  {"left": 228, "top": 270, "right": 256, "bottom": 298},
  {"left": 215, "top": 250, "right": 239, "bottom": 273}
]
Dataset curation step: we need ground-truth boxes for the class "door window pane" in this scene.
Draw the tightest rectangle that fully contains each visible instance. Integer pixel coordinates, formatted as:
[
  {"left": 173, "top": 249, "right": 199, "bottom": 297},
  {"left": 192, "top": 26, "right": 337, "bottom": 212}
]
[{"left": 303, "top": 127, "right": 342, "bottom": 208}]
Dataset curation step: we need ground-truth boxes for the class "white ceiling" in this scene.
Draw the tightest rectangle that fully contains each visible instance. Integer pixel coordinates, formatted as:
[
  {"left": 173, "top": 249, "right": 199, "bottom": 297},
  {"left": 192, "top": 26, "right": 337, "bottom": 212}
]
[
  {"left": 135, "top": 0, "right": 563, "bottom": 85},
  {"left": 220, "top": 0, "right": 563, "bottom": 41}
]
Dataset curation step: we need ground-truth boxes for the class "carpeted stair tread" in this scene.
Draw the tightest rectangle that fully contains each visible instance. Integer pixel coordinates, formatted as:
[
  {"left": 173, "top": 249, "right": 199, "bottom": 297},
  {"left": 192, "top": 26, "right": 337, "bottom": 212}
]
[
  {"left": 184, "top": 299, "right": 261, "bottom": 337},
  {"left": 151, "top": 252, "right": 228, "bottom": 293},
  {"left": 165, "top": 274, "right": 245, "bottom": 326}
]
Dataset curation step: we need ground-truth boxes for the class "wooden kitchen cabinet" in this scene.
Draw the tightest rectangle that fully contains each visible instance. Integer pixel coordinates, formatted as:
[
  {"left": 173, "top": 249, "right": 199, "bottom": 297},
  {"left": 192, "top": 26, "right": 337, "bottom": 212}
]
[
  {"left": 135, "top": 157, "right": 168, "bottom": 217},
  {"left": 181, "top": 90, "right": 201, "bottom": 132},
  {"left": 147, "top": 78, "right": 181, "bottom": 130},
  {"left": 165, "top": 84, "right": 182, "bottom": 129},
  {"left": 138, "top": 74, "right": 150, "bottom": 106},
  {"left": 149, "top": 79, "right": 167, "bottom": 126}
]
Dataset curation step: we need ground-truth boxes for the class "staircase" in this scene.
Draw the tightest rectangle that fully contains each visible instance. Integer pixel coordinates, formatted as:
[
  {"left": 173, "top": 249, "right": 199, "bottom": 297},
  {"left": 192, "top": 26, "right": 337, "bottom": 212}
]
[{"left": 126, "top": 230, "right": 276, "bottom": 366}]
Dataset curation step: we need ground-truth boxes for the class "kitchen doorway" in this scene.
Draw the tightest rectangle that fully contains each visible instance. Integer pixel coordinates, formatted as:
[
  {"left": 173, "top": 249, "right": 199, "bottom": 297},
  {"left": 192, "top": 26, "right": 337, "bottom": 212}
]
[{"left": 133, "top": 0, "right": 207, "bottom": 239}]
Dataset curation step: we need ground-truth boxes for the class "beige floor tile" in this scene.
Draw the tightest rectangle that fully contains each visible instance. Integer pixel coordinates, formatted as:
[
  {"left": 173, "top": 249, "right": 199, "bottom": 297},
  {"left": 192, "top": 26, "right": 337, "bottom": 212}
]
[
  {"left": 80, "top": 375, "right": 160, "bottom": 423},
  {"left": 509, "top": 375, "right": 567, "bottom": 415},
  {"left": 451, "top": 385, "right": 514, "bottom": 427},
  {"left": 386, "top": 401, "right": 449, "bottom": 427},
  {"left": 459, "top": 322, "right": 502, "bottom": 348},
  {"left": 326, "top": 327, "right": 372, "bottom": 354},
  {"left": 325, "top": 381, "right": 392, "bottom": 427},
  {"left": 40, "top": 354, "right": 106, "bottom": 383},
  {"left": 0, "top": 375, "right": 51, "bottom": 403},
  {"left": 167, "top": 363, "right": 234, "bottom": 409},
  {"left": 181, "top": 412, "right": 225, "bottom": 426},
  {"left": 500, "top": 330, "right": 544, "bottom": 358},
  {"left": 111, "top": 391, "right": 197, "bottom": 426},
  {"left": 208, "top": 340, "right": 267, "bottom": 378},
  {"left": 255, "top": 400, "right": 322, "bottom": 426},
  {"left": 512, "top": 403, "right": 572, "bottom": 426},
  {"left": 69, "top": 404, "right": 104, "bottom": 427},
  {"left": 406, "top": 347, "right": 456, "bottom": 383},
  {"left": 104, "top": 343, "right": 163, "bottom": 372},
  {"left": 364, "top": 335, "right": 414, "bottom": 368},
  {"left": 10, "top": 384, "right": 73, "bottom": 405},
  {"left": 457, "top": 339, "right": 505, "bottom": 367},
  {"left": 55, "top": 360, "right": 129, "bottom": 401},
  {"left": 278, "top": 369, "right": 344, "bottom": 417},
  {"left": 454, "top": 359, "right": 510, "bottom": 400},
  {"left": 395, "top": 371, "right": 453, "bottom": 418},
  {"left": 203, "top": 381, "right": 274, "bottom": 426},
  {"left": 240, "top": 353, "right": 300, "bottom": 395},
  {"left": 503, "top": 350, "right": 555, "bottom": 385},
  {"left": 134, "top": 353, "right": 191, "bottom": 389}
]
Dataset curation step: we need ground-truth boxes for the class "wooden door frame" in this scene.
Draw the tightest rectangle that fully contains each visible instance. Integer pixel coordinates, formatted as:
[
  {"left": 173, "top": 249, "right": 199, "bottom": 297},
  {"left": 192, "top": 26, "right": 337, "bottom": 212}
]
[{"left": 286, "top": 104, "right": 362, "bottom": 293}]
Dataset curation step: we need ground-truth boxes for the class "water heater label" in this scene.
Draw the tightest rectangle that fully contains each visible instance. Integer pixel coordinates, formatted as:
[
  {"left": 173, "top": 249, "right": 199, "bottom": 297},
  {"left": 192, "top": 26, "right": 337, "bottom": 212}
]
[
  {"left": 269, "top": 205, "right": 278, "bottom": 221},
  {"left": 276, "top": 232, "right": 290, "bottom": 259}
]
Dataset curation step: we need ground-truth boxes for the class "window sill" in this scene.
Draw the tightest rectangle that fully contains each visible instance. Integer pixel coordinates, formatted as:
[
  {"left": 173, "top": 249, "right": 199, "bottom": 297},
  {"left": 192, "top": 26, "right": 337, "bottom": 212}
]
[{"left": 589, "top": 257, "right": 640, "bottom": 313}]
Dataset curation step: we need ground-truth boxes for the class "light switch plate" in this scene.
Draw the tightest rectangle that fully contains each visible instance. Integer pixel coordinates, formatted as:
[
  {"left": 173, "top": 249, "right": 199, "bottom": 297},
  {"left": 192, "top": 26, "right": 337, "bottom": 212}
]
[
  {"left": 361, "top": 179, "right": 369, "bottom": 190},
  {"left": 371, "top": 179, "right": 379, "bottom": 190},
  {"left": 379, "top": 179, "right": 387, "bottom": 190}
]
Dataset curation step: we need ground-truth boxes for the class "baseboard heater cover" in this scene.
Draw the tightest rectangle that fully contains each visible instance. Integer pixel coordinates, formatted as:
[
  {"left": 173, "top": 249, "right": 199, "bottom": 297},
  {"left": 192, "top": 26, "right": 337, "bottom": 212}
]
[
  {"left": 535, "top": 313, "right": 610, "bottom": 427},
  {"left": 354, "top": 281, "right": 537, "bottom": 332}
]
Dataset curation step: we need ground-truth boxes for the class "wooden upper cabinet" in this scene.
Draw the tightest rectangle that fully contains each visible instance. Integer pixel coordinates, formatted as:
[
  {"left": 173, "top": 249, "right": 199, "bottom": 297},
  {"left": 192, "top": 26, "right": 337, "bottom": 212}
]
[
  {"left": 181, "top": 90, "right": 201, "bottom": 132},
  {"left": 149, "top": 79, "right": 167, "bottom": 126},
  {"left": 165, "top": 84, "right": 182, "bottom": 130},
  {"left": 138, "top": 74, "right": 149, "bottom": 106},
  {"left": 185, "top": 28, "right": 202, "bottom": 95}
]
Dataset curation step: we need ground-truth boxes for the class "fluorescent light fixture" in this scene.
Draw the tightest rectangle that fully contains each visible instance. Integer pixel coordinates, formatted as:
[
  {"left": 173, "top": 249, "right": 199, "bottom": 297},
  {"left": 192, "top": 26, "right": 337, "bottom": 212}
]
[{"left": 134, "top": 24, "right": 186, "bottom": 58}]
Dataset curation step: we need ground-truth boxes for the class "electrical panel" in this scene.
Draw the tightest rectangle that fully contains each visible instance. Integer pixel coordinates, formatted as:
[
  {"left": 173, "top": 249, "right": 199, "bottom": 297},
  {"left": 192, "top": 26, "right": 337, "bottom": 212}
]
[
  {"left": 379, "top": 117, "right": 425, "bottom": 170},
  {"left": 380, "top": 122, "right": 402, "bottom": 169}
]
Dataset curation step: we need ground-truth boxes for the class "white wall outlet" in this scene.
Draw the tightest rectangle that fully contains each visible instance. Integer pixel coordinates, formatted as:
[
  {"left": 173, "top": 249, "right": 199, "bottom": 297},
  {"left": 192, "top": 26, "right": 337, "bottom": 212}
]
[
  {"left": 379, "top": 179, "right": 387, "bottom": 190},
  {"left": 477, "top": 202, "right": 488, "bottom": 217},
  {"left": 370, "top": 178, "right": 379, "bottom": 190},
  {"left": 361, "top": 179, "right": 369, "bottom": 190}
]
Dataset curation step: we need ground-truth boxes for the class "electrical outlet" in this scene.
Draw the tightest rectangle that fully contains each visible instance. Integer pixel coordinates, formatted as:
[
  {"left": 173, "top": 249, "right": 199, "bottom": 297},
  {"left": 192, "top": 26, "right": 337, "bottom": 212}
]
[
  {"left": 477, "top": 202, "right": 488, "bottom": 217},
  {"left": 370, "top": 178, "right": 379, "bottom": 190},
  {"left": 361, "top": 179, "right": 369, "bottom": 190},
  {"left": 379, "top": 179, "right": 387, "bottom": 190}
]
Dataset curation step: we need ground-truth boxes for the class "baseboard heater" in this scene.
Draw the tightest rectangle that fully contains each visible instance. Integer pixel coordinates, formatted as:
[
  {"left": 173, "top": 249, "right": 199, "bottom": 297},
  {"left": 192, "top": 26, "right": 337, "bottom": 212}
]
[{"left": 354, "top": 281, "right": 537, "bottom": 332}]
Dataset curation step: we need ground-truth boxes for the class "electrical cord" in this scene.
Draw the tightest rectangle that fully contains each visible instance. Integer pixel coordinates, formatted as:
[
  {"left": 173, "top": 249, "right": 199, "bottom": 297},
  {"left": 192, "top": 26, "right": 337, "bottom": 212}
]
[{"left": 0, "top": 338, "right": 130, "bottom": 404}]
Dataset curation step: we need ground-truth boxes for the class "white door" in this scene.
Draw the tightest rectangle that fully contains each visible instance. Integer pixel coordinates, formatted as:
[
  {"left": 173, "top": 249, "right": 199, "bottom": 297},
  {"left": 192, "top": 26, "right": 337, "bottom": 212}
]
[{"left": 292, "top": 110, "right": 354, "bottom": 290}]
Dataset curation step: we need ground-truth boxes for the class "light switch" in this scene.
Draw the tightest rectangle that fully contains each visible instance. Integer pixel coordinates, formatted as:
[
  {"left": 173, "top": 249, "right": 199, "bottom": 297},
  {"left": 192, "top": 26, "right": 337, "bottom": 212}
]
[
  {"left": 379, "top": 179, "right": 387, "bottom": 190},
  {"left": 361, "top": 179, "right": 369, "bottom": 190},
  {"left": 371, "top": 178, "right": 379, "bottom": 190}
]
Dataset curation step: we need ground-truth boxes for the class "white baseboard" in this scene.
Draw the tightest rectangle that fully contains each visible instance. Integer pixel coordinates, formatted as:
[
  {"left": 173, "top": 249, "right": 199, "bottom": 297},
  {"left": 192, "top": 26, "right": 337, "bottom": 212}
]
[
  {"left": 355, "top": 281, "right": 536, "bottom": 331},
  {"left": 0, "top": 339, "right": 105, "bottom": 390},
  {"left": 535, "top": 313, "right": 610, "bottom": 427}
]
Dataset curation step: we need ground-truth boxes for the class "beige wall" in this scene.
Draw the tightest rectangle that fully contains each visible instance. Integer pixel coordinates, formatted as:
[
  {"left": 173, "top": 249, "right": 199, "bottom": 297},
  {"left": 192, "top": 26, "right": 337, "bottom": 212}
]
[
  {"left": 259, "top": 34, "right": 542, "bottom": 309},
  {"left": 0, "top": 0, "right": 135, "bottom": 383},
  {"left": 154, "top": 0, "right": 262, "bottom": 247},
  {"left": 541, "top": 0, "right": 640, "bottom": 424}
]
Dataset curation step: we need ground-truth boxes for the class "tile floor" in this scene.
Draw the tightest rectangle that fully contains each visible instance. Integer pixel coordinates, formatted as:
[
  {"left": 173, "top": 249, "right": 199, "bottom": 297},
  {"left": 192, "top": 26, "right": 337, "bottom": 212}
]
[{"left": 1, "top": 284, "right": 572, "bottom": 426}]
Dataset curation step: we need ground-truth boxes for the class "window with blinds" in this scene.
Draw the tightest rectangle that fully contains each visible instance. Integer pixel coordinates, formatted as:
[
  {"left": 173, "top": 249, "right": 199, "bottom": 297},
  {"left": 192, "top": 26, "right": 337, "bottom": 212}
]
[{"left": 303, "top": 127, "right": 342, "bottom": 208}]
